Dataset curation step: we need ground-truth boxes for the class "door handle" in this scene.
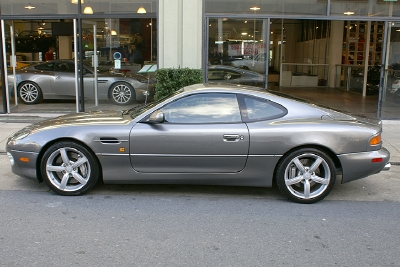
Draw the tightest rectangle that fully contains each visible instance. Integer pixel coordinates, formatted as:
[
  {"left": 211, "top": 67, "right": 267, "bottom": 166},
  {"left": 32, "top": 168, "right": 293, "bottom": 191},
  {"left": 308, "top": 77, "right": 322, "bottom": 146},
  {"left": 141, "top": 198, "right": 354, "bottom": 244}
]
[{"left": 223, "top": 134, "right": 243, "bottom": 141}]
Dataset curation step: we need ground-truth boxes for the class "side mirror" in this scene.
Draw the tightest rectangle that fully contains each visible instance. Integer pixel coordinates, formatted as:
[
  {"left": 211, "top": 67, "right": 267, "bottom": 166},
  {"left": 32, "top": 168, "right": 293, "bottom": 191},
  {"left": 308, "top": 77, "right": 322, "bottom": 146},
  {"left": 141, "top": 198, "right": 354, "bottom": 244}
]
[{"left": 148, "top": 110, "right": 165, "bottom": 123}]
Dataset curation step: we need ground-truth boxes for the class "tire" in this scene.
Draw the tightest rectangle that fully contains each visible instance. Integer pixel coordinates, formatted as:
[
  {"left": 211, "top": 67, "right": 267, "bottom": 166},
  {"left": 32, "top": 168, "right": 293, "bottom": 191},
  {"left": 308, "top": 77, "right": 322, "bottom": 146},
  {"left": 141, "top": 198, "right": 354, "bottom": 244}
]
[
  {"left": 18, "top": 81, "right": 43, "bottom": 105},
  {"left": 40, "top": 141, "right": 100, "bottom": 196},
  {"left": 275, "top": 148, "right": 336, "bottom": 204},
  {"left": 110, "top": 82, "right": 135, "bottom": 105}
]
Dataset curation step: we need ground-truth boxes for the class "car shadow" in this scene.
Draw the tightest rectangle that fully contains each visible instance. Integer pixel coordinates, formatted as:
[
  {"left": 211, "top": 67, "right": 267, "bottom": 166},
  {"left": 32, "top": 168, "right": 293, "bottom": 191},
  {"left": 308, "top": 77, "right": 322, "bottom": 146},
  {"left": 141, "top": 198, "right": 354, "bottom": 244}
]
[{"left": 91, "top": 181, "right": 284, "bottom": 200}]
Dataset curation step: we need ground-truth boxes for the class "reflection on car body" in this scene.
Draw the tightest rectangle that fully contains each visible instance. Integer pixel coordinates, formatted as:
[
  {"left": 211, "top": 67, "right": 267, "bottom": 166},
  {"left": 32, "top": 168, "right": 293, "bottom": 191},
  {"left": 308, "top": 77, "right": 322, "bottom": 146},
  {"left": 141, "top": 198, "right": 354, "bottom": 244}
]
[
  {"left": 6, "top": 84, "right": 390, "bottom": 203},
  {"left": 7, "top": 60, "right": 154, "bottom": 105}
]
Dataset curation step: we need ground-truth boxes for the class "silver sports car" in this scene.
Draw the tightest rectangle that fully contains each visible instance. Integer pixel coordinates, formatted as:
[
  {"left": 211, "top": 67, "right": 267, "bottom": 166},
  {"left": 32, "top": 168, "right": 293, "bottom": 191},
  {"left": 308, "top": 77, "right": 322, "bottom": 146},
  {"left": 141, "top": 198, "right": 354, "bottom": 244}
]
[
  {"left": 6, "top": 84, "right": 390, "bottom": 203},
  {"left": 8, "top": 60, "right": 153, "bottom": 105}
]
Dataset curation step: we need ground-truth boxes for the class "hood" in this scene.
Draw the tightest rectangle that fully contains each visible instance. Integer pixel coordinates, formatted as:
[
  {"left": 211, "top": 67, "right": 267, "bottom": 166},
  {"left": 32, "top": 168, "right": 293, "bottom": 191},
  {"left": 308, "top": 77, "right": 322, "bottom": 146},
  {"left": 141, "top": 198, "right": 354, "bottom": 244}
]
[{"left": 31, "top": 110, "right": 131, "bottom": 130}]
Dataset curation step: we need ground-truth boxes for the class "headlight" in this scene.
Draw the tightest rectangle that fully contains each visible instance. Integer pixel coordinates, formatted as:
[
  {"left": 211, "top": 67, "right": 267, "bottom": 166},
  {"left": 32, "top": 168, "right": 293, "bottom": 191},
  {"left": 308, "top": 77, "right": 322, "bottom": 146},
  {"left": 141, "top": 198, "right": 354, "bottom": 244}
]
[
  {"left": 9, "top": 128, "right": 32, "bottom": 141},
  {"left": 7, "top": 152, "right": 14, "bottom": 166}
]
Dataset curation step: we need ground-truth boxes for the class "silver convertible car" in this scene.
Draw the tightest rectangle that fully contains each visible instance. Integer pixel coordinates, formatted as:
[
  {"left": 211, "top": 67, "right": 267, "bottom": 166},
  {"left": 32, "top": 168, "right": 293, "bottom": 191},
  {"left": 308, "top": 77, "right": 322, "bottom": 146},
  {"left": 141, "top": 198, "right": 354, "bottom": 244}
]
[
  {"left": 7, "top": 60, "right": 153, "bottom": 105},
  {"left": 6, "top": 84, "right": 390, "bottom": 203}
]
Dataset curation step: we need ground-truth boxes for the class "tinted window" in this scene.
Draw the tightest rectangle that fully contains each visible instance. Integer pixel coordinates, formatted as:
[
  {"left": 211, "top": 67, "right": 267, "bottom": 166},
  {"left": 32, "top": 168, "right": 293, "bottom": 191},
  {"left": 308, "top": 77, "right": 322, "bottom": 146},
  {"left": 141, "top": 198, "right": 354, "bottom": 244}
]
[
  {"left": 239, "top": 95, "right": 287, "bottom": 121},
  {"left": 161, "top": 93, "right": 242, "bottom": 124},
  {"left": 34, "top": 62, "right": 54, "bottom": 71}
]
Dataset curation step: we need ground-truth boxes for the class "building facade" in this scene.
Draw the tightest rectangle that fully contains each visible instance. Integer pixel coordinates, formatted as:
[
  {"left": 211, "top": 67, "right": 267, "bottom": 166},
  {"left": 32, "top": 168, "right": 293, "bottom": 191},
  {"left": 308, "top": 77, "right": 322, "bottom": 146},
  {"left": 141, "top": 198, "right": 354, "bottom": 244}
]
[{"left": 1, "top": 0, "right": 400, "bottom": 119}]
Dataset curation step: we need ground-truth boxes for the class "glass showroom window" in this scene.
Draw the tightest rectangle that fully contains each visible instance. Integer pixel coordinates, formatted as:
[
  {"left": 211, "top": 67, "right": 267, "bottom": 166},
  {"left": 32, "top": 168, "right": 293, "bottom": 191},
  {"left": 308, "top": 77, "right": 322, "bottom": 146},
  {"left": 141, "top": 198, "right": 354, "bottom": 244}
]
[{"left": 207, "top": 18, "right": 267, "bottom": 88}]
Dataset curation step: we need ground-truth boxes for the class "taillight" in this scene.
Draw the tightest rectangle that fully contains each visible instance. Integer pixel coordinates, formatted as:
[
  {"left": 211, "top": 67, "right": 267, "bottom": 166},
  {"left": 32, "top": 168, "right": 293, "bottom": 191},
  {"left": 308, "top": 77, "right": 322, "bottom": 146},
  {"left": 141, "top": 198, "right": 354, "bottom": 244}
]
[
  {"left": 371, "top": 158, "right": 383, "bottom": 163},
  {"left": 369, "top": 134, "right": 381, "bottom": 145}
]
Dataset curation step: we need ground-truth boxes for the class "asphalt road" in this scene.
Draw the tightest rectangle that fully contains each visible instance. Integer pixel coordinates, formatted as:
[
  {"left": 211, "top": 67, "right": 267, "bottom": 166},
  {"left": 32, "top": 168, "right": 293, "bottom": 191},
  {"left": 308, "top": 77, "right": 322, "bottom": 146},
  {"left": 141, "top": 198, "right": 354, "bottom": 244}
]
[{"left": 0, "top": 154, "right": 400, "bottom": 266}]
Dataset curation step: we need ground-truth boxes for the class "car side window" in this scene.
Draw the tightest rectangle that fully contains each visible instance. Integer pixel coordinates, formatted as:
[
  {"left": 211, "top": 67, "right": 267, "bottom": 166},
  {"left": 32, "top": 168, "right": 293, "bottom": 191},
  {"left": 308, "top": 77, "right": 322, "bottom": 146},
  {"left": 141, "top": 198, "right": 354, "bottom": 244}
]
[
  {"left": 161, "top": 93, "right": 242, "bottom": 124},
  {"left": 34, "top": 62, "right": 54, "bottom": 71},
  {"left": 55, "top": 62, "right": 75, "bottom": 72},
  {"left": 239, "top": 95, "right": 287, "bottom": 122}
]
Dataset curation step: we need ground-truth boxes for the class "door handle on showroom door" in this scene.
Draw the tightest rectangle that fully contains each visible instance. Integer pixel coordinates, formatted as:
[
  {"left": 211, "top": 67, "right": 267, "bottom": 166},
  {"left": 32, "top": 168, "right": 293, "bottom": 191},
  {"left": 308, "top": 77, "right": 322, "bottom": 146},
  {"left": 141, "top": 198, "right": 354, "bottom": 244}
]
[{"left": 223, "top": 134, "right": 244, "bottom": 141}]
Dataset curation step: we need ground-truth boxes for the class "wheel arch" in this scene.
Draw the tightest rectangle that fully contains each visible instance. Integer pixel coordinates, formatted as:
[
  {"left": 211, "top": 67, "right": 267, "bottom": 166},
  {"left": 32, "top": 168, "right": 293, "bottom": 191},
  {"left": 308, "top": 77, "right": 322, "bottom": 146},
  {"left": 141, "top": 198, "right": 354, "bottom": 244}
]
[
  {"left": 36, "top": 137, "right": 103, "bottom": 183},
  {"left": 272, "top": 144, "right": 342, "bottom": 182}
]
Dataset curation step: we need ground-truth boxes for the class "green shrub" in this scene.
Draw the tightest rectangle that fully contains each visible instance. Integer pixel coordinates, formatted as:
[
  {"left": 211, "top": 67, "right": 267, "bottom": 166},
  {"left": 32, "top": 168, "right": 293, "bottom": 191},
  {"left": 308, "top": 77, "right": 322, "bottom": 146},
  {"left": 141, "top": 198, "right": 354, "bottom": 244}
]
[{"left": 154, "top": 68, "right": 204, "bottom": 100}]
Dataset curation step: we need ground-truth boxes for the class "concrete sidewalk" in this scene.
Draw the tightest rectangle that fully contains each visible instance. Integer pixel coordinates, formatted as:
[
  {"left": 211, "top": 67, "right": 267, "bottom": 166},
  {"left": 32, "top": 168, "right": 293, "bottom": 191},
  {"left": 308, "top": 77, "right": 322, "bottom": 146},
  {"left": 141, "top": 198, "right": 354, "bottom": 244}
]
[{"left": 0, "top": 117, "right": 399, "bottom": 163}]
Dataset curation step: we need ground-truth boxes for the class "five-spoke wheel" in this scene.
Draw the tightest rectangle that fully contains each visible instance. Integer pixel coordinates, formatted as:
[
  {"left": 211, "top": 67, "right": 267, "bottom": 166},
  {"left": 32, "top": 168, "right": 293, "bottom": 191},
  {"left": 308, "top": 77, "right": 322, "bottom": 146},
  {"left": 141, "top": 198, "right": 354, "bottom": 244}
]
[
  {"left": 41, "top": 141, "right": 100, "bottom": 196},
  {"left": 110, "top": 82, "right": 135, "bottom": 105},
  {"left": 276, "top": 148, "right": 336, "bottom": 204},
  {"left": 18, "top": 81, "right": 43, "bottom": 104}
]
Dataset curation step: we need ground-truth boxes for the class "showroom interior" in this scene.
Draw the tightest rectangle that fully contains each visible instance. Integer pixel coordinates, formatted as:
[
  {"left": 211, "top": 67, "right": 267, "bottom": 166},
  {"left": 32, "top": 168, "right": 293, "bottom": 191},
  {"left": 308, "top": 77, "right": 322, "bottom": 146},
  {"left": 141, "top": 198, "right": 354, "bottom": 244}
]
[{"left": 1, "top": 0, "right": 400, "bottom": 119}]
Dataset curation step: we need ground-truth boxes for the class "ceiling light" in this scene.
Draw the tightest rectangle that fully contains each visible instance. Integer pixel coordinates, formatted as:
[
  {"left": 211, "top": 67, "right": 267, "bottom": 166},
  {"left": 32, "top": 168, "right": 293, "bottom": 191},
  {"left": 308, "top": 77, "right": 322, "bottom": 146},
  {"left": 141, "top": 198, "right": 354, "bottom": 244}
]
[
  {"left": 137, "top": 6, "right": 146, "bottom": 13},
  {"left": 111, "top": 30, "right": 117, "bottom": 36},
  {"left": 344, "top": 11, "right": 355, "bottom": 15},
  {"left": 71, "top": 0, "right": 84, "bottom": 3},
  {"left": 83, "top": 6, "right": 93, "bottom": 14},
  {"left": 24, "top": 4, "right": 35, "bottom": 9},
  {"left": 250, "top": 7, "right": 260, "bottom": 11}
]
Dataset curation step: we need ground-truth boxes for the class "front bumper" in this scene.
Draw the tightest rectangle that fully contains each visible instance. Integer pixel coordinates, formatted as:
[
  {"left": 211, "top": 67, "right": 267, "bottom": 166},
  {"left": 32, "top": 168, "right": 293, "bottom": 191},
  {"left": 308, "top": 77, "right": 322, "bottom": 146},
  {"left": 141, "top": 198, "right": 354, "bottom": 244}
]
[
  {"left": 338, "top": 147, "right": 390, "bottom": 184},
  {"left": 7, "top": 149, "right": 40, "bottom": 182}
]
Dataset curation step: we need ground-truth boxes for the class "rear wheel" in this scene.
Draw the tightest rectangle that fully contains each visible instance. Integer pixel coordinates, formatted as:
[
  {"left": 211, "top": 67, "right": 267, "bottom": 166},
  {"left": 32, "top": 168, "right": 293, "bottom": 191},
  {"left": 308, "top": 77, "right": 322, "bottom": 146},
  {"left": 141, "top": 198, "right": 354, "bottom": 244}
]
[
  {"left": 275, "top": 148, "right": 336, "bottom": 204},
  {"left": 18, "top": 81, "right": 43, "bottom": 104},
  {"left": 110, "top": 82, "right": 135, "bottom": 105},
  {"left": 40, "top": 141, "right": 100, "bottom": 196}
]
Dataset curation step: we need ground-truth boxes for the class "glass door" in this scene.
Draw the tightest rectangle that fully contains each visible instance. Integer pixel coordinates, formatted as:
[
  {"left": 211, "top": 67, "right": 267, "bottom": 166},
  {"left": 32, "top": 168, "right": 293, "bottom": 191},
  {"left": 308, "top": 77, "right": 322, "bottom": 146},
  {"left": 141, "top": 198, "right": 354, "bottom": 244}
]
[
  {"left": 2, "top": 20, "right": 18, "bottom": 113},
  {"left": 0, "top": 20, "right": 6, "bottom": 113},
  {"left": 380, "top": 21, "right": 400, "bottom": 119},
  {"left": 81, "top": 18, "right": 156, "bottom": 112},
  {"left": 207, "top": 18, "right": 268, "bottom": 88}
]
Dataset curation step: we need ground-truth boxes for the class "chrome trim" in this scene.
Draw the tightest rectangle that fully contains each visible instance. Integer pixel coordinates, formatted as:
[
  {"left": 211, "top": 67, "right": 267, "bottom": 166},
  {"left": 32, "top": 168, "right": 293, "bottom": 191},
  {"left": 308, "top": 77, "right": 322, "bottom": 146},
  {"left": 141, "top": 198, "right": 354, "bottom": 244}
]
[
  {"left": 383, "top": 163, "right": 391, "bottom": 171},
  {"left": 130, "top": 154, "right": 247, "bottom": 157},
  {"left": 97, "top": 153, "right": 129, "bottom": 156},
  {"left": 93, "top": 139, "right": 129, "bottom": 142},
  {"left": 129, "top": 154, "right": 282, "bottom": 157}
]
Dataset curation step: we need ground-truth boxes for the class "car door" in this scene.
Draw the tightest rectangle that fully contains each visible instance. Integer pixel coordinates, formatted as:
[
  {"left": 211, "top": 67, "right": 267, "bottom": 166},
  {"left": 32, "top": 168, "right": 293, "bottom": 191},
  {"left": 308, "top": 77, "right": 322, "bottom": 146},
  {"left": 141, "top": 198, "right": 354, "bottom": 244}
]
[
  {"left": 53, "top": 62, "right": 76, "bottom": 96},
  {"left": 129, "top": 93, "right": 250, "bottom": 173}
]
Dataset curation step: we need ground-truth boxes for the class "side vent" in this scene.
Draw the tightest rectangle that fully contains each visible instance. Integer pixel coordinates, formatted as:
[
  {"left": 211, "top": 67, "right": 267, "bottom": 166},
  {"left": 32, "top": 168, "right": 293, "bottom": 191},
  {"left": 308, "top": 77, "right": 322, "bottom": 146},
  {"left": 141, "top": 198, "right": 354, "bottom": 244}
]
[{"left": 99, "top": 137, "right": 120, "bottom": 144}]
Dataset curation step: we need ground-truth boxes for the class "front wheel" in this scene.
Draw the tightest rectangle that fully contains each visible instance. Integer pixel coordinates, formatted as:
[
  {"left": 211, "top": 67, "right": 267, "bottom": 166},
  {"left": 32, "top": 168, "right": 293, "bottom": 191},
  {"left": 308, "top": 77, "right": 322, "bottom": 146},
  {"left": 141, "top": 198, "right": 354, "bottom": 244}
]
[
  {"left": 110, "top": 82, "right": 135, "bottom": 105},
  {"left": 275, "top": 148, "right": 336, "bottom": 204},
  {"left": 18, "top": 81, "right": 43, "bottom": 104},
  {"left": 40, "top": 141, "right": 100, "bottom": 196}
]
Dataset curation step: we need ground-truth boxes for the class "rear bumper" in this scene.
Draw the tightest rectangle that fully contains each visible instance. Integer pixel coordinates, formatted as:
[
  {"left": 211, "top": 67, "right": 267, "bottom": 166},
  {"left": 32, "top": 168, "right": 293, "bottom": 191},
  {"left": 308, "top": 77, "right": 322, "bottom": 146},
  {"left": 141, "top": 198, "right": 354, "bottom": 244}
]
[
  {"left": 338, "top": 147, "right": 390, "bottom": 184},
  {"left": 383, "top": 162, "right": 391, "bottom": 171}
]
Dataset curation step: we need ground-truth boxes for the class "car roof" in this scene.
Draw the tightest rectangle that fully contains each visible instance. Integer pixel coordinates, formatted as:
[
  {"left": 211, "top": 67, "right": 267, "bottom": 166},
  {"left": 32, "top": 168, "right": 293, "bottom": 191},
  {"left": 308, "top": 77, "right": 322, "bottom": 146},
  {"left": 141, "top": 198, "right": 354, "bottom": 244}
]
[
  {"left": 179, "top": 83, "right": 358, "bottom": 121},
  {"left": 182, "top": 83, "right": 266, "bottom": 93}
]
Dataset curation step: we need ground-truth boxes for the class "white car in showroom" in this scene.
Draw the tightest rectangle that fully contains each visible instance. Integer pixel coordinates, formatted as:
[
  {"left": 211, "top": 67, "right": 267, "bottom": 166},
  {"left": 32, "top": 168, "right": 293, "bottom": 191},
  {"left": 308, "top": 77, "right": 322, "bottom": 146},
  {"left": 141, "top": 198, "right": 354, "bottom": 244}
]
[{"left": 231, "top": 53, "right": 266, "bottom": 73}]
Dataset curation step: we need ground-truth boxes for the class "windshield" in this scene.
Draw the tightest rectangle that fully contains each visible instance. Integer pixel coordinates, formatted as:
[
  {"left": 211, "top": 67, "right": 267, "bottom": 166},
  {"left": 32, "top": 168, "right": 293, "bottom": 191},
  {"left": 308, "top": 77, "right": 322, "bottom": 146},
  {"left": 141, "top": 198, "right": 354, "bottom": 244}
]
[{"left": 128, "top": 89, "right": 184, "bottom": 119}]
